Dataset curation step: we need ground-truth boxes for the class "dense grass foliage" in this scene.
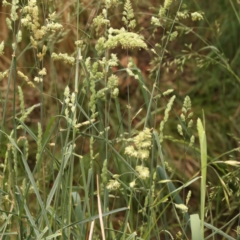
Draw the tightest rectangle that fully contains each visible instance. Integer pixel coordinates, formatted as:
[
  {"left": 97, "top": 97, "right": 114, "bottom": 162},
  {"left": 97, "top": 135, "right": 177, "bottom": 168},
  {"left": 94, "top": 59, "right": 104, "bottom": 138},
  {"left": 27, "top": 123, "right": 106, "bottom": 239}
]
[{"left": 0, "top": 0, "right": 239, "bottom": 239}]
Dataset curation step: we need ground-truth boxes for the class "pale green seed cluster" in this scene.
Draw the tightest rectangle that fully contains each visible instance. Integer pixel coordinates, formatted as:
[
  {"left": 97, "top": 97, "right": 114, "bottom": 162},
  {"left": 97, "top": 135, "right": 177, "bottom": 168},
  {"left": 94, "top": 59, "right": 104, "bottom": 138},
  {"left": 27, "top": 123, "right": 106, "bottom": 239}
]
[
  {"left": 8, "top": 0, "right": 64, "bottom": 87},
  {"left": 10, "top": 0, "right": 19, "bottom": 21},
  {"left": 101, "top": 159, "right": 108, "bottom": 191},
  {"left": 177, "top": 11, "right": 189, "bottom": 19},
  {"left": 64, "top": 86, "right": 94, "bottom": 129},
  {"left": 0, "top": 41, "right": 4, "bottom": 55},
  {"left": 177, "top": 96, "right": 195, "bottom": 146},
  {"left": 186, "top": 190, "right": 192, "bottom": 206},
  {"left": 106, "top": 179, "right": 121, "bottom": 191},
  {"left": 151, "top": 16, "right": 161, "bottom": 27},
  {"left": 12, "top": 139, "right": 18, "bottom": 179},
  {"left": 83, "top": 59, "right": 101, "bottom": 118},
  {"left": 34, "top": 67, "right": 47, "bottom": 83},
  {"left": 162, "top": 89, "right": 174, "bottom": 96},
  {"left": 21, "top": 0, "right": 63, "bottom": 41},
  {"left": 124, "top": 128, "right": 152, "bottom": 181},
  {"left": 2, "top": 0, "right": 11, "bottom": 7},
  {"left": 37, "top": 45, "right": 47, "bottom": 61},
  {"left": 18, "top": 86, "right": 25, "bottom": 117},
  {"left": 164, "top": 0, "right": 173, "bottom": 9},
  {"left": 51, "top": 53, "right": 75, "bottom": 65},
  {"left": 64, "top": 86, "right": 76, "bottom": 117},
  {"left": 46, "top": 22, "right": 63, "bottom": 32},
  {"left": 150, "top": 171, "right": 157, "bottom": 196},
  {"left": 0, "top": 70, "right": 9, "bottom": 81},
  {"left": 107, "top": 74, "right": 119, "bottom": 98},
  {"left": 18, "top": 137, "right": 29, "bottom": 163},
  {"left": 177, "top": 11, "right": 204, "bottom": 21},
  {"left": 135, "top": 165, "right": 150, "bottom": 180},
  {"left": 174, "top": 191, "right": 192, "bottom": 214},
  {"left": 122, "top": 0, "right": 136, "bottom": 30},
  {"left": 129, "top": 180, "right": 136, "bottom": 188},
  {"left": 5, "top": 17, "right": 12, "bottom": 30},
  {"left": 63, "top": 86, "right": 81, "bottom": 128},
  {"left": 159, "top": 95, "right": 176, "bottom": 142},
  {"left": 174, "top": 203, "right": 188, "bottom": 213},
  {"left": 169, "top": 31, "right": 178, "bottom": 41},
  {"left": 183, "top": 96, "right": 191, "bottom": 112},
  {"left": 126, "top": 61, "right": 139, "bottom": 80},
  {"left": 16, "top": 30, "right": 22, "bottom": 43},
  {"left": 21, "top": 0, "right": 47, "bottom": 40},
  {"left": 95, "top": 37, "right": 106, "bottom": 55},
  {"left": 17, "top": 86, "right": 36, "bottom": 123},
  {"left": 158, "top": 0, "right": 173, "bottom": 19},
  {"left": 93, "top": 9, "right": 110, "bottom": 32},
  {"left": 84, "top": 55, "right": 120, "bottom": 117},
  {"left": 191, "top": 12, "right": 204, "bottom": 21},
  {"left": 177, "top": 124, "right": 183, "bottom": 136},
  {"left": 99, "top": 53, "right": 119, "bottom": 70},
  {"left": 104, "top": 0, "right": 119, "bottom": 8},
  {"left": 3, "top": 144, "right": 9, "bottom": 177},
  {"left": 125, "top": 128, "right": 152, "bottom": 160},
  {"left": 36, "top": 123, "right": 43, "bottom": 165},
  {"left": 105, "top": 28, "right": 147, "bottom": 50}
]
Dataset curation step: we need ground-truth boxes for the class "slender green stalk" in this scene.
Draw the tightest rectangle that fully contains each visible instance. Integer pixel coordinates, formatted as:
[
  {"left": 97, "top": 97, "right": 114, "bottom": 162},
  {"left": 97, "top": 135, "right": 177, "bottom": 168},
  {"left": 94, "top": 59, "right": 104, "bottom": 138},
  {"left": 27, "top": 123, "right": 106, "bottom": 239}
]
[{"left": 197, "top": 117, "right": 207, "bottom": 239}]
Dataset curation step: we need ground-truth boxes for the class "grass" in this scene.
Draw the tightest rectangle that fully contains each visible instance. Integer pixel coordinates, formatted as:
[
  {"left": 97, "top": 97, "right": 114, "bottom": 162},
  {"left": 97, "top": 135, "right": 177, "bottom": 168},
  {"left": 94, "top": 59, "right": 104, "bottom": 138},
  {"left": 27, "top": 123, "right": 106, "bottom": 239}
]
[{"left": 0, "top": 0, "right": 240, "bottom": 239}]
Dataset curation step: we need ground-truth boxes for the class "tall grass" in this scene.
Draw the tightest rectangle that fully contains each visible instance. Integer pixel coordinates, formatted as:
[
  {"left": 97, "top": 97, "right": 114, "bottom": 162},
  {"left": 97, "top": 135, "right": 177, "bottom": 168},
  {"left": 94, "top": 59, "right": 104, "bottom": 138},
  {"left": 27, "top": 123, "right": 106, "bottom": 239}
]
[{"left": 0, "top": 0, "right": 240, "bottom": 239}]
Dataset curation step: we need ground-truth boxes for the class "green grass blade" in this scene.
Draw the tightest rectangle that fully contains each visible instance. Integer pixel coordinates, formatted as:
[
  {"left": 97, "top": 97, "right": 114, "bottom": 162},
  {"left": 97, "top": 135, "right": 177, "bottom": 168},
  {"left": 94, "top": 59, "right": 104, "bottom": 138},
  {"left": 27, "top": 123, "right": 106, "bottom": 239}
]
[
  {"left": 63, "top": 207, "right": 129, "bottom": 229},
  {"left": 197, "top": 118, "right": 207, "bottom": 238},
  {"left": 72, "top": 192, "right": 83, "bottom": 222},
  {"left": 46, "top": 144, "right": 74, "bottom": 209},
  {"left": 156, "top": 166, "right": 190, "bottom": 223},
  {"left": 156, "top": 166, "right": 201, "bottom": 223},
  {"left": 204, "top": 222, "right": 236, "bottom": 240},
  {"left": 190, "top": 214, "right": 201, "bottom": 240},
  {"left": 37, "top": 226, "right": 48, "bottom": 239},
  {"left": 2, "top": 131, "right": 51, "bottom": 234},
  {"left": 40, "top": 231, "right": 62, "bottom": 240},
  {"left": 15, "top": 186, "right": 40, "bottom": 238},
  {"left": 205, "top": 212, "right": 240, "bottom": 239},
  {"left": 126, "top": 232, "right": 137, "bottom": 240}
]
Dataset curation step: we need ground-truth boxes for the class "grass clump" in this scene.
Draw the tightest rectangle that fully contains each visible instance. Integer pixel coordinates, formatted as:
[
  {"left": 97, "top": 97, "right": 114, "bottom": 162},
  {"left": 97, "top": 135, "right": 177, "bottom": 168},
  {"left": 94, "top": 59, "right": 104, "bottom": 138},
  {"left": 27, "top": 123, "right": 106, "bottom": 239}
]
[{"left": 0, "top": 0, "right": 240, "bottom": 239}]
